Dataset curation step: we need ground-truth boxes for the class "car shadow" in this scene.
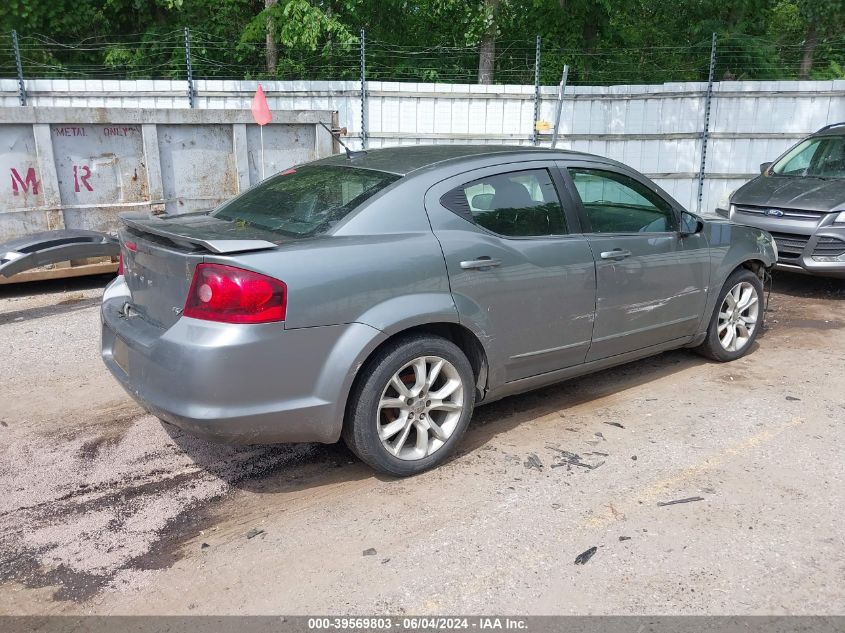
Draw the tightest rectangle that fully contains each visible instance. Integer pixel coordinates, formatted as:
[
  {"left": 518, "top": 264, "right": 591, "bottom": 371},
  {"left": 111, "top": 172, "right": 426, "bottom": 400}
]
[
  {"left": 162, "top": 419, "right": 373, "bottom": 493},
  {"left": 0, "top": 273, "right": 114, "bottom": 299},
  {"left": 0, "top": 295, "right": 103, "bottom": 325},
  {"left": 770, "top": 270, "right": 845, "bottom": 300},
  {"left": 165, "top": 347, "right": 708, "bottom": 490},
  {"left": 458, "top": 349, "right": 703, "bottom": 457},
  {"left": 765, "top": 271, "right": 845, "bottom": 333},
  {"left": 0, "top": 273, "right": 114, "bottom": 324}
]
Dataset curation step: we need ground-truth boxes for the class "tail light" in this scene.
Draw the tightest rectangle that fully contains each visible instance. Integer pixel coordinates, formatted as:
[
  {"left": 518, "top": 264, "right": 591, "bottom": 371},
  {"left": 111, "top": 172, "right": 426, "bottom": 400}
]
[
  {"left": 117, "top": 241, "right": 135, "bottom": 276},
  {"left": 183, "top": 263, "right": 287, "bottom": 324}
]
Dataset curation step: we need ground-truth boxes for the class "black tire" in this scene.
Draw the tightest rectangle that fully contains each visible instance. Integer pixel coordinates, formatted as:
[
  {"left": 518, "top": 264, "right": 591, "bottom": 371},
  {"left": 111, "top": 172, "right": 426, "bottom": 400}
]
[
  {"left": 343, "top": 334, "right": 475, "bottom": 477},
  {"left": 696, "top": 267, "right": 765, "bottom": 362}
]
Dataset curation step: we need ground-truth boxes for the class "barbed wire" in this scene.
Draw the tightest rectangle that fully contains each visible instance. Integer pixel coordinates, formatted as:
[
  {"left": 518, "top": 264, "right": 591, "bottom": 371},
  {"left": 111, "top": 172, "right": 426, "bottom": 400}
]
[{"left": 1, "top": 30, "right": 844, "bottom": 85}]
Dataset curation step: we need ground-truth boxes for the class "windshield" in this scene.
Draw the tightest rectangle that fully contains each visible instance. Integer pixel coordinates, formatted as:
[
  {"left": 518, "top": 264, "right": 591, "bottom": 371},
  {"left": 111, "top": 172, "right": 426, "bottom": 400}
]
[
  {"left": 772, "top": 136, "right": 845, "bottom": 179},
  {"left": 211, "top": 165, "right": 400, "bottom": 237}
]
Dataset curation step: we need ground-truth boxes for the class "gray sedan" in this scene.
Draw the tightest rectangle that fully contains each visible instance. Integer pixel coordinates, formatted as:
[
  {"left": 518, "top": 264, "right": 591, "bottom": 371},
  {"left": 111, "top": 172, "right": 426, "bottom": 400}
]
[{"left": 101, "top": 146, "right": 777, "bottom": 476}]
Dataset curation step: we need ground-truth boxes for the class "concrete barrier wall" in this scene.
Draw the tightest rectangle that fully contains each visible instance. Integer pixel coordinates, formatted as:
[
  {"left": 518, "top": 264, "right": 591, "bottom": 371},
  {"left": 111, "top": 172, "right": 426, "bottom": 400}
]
[
  {"left": 2, "top": 77, "right": 844, "bottom": 216},
  {"left": 0, "top": 107, "right": 335, "bottom": 242}
]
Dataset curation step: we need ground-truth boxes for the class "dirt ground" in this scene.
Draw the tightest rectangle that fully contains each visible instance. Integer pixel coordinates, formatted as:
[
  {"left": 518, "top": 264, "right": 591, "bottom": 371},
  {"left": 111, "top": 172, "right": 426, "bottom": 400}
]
[{"left": 0, "top": 271, "right": 843, "bottom": 615}]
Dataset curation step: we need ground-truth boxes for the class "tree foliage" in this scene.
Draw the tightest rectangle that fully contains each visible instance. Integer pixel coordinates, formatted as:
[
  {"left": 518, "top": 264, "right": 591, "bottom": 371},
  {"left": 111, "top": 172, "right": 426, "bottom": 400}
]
[{"left": 1, "top": 0, "right": 844, "bottom": 83}]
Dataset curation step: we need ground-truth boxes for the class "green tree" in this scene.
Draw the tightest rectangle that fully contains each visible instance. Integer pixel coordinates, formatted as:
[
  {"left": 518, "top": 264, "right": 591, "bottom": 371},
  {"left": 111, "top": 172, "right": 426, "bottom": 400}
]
[
  {"left": 797, "top": 0, "right": 845, "bottom": 79},
  {"left": 3, "top": 0, "right": 844, "bottom": 84}
]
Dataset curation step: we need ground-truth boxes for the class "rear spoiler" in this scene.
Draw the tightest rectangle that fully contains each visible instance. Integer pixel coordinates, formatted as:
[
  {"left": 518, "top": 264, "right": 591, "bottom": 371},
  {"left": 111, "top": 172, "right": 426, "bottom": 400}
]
[
  {"left": 121, "top": 215, "right": 278, "bottom": 255},
  {"left": 0, "top": 230, "right": 118, "bottom": 278}
]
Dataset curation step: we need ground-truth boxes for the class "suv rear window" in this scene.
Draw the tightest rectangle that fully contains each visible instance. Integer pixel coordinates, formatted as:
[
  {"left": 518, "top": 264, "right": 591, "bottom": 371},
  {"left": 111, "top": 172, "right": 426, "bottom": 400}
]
[{"left": 212, "top": 165, "right": 400, "bottom": 237}]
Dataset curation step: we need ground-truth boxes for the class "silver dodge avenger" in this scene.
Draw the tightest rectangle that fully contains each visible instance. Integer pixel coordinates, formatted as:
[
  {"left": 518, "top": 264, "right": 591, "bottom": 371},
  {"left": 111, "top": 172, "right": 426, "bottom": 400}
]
[{"left": 102, "top": 146, "right": 776, "bottom": 476}]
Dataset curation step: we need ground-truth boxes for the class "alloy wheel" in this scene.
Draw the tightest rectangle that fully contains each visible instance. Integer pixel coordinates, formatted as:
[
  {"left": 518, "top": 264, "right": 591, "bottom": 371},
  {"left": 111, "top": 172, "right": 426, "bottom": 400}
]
[
  {"left": 717, "top": 281, "right": 760, "bottom": 352},
  {"left": 376, "top": 355, "right": 464, "bottom": 461}
]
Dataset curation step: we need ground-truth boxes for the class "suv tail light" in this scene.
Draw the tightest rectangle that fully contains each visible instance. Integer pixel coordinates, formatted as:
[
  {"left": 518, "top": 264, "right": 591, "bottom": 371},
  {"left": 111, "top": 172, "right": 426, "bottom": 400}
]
[
  {"left": 184, "top": 264, "right": 287, "bottom": 324},
  {"left": 118, "top": 253, "right": 124, "bottom": 276}
]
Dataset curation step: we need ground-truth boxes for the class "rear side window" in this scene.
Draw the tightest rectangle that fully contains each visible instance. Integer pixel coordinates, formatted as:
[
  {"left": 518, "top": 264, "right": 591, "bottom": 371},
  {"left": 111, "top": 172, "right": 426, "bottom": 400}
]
[
  {"left": 440, "top": 169, "right": 568, "bottom": 237},
  {"left": 212, "top": 165, "right": 400, "bottom": 237}
]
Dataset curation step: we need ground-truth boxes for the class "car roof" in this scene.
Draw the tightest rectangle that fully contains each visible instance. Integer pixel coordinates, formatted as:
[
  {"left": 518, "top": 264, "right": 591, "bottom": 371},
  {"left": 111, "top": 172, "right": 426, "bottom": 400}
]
[
  {"left": 813, "top": 122, "right": 845, "bottom": 137},
  {"left": 312, "top": 144, "right": 610, "bottom": 176}
]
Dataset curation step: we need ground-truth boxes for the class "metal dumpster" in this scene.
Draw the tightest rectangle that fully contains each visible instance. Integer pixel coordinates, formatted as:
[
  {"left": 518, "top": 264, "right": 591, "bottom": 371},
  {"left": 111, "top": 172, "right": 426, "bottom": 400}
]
[{"left": 0, "top": 107, "right": 337, "bottom": 283}]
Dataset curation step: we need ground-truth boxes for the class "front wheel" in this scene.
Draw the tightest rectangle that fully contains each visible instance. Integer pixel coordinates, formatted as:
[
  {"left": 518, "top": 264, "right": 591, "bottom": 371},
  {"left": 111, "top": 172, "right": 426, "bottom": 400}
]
[
  {"left": 343, "top": 335, "right": 476, "bottom": 477},
  {"left": 696, "top": 268, "right": 765, "bottom": 362}
]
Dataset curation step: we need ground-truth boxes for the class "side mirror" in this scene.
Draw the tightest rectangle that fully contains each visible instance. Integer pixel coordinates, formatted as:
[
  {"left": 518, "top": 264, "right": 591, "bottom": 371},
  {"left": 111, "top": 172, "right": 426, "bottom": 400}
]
[
  {"left": 680, "top": 211, "right": 704, "bottom": 236},
  {"left": 760, "top": 162, "right": 772, "bottom": 175}
]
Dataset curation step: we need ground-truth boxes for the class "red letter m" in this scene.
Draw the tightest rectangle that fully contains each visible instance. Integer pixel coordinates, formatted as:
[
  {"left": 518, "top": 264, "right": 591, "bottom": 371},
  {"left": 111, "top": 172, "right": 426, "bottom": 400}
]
[{"left": 11, "top": 167, "right": 40, "bottom": 196}]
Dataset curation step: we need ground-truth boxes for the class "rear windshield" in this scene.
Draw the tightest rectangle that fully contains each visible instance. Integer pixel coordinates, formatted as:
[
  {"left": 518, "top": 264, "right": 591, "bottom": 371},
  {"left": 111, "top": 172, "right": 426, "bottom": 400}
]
[
  {"left": 211, "top": 165, "right": 400, "bottom": 237},
  {"left": 772, "top": 136, "right": 845, "bottom": 179}
]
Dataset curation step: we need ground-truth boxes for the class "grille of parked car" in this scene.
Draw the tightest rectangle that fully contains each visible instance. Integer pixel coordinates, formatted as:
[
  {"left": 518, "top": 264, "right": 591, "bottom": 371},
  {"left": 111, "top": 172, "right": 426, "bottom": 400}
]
[
  {"left": 812, "top": 236, "right": 845, "bottom": 257},
  {"left": 734, "top": 205, "right": 827, "bottom": 220},
  {"left": 768, "top": 232, "right": 810, "bottom": 259}
]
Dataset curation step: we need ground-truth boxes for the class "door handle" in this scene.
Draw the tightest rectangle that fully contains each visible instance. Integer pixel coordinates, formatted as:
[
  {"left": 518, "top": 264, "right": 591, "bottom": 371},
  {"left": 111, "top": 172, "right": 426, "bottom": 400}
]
[
  {"left": 600, "top": 249, "right": 632, "bottom": 260},
  {"left": 460, "top": 257, "right": 502, "bottom": 270}
]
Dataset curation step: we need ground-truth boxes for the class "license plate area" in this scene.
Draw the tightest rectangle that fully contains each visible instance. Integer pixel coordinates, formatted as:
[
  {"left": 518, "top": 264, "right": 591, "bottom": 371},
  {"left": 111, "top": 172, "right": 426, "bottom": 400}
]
[{"left": 113, "top": 336, "right": 130, "bottom": 376}]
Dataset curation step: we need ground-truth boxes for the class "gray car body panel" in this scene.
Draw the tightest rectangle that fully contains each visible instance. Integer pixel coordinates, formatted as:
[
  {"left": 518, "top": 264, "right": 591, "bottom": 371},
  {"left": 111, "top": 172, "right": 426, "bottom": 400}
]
[
  {"left": 423, "top": 159, "right": 597, "bottom": 386},
  {"left": 726, "top": 127, "right": 845, "bottom": 277},
  {"left": 555, "top": 158, "right": 712, "bottom": 361},
  {"left": 0, "top": 229, "right": 118, "bottom": 278},
  {"left": 314, "top": 144, "right": 572, "bottom": 176},
  {"left": 101, "top": 146, "right": 776, "bottom": 445},
  {"left": 102, "top": 275, "right": 387, "bottom": 444},
  {"left": 732, "top": 175, "right": 845, "bottom": 213},
  {"left": 122, "top": 214, "right": 279, "bottom": 254},
  {"left": 695, "top": 220, "right": 778, "bottom": 336}
]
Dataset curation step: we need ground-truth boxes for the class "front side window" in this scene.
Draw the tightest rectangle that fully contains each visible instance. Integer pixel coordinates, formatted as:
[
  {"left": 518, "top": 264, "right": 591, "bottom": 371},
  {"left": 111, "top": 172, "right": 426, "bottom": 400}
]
[
  {"left": 772, "top": 136, "right": 845, "bottom": 179},
  {"left": 440, "top": 169, "right": 568, "bottom": 237},
  {"left": 212, "top": 165, "right": 400, "bottom": 237},
  {"left": 569, "top": 168, "right": 676, "bottom": 233}
]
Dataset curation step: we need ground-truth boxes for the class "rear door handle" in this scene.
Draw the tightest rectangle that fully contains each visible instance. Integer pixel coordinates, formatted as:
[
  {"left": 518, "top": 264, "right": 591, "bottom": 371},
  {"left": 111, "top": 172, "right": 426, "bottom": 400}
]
[
  {"left": 460, "top": 257, "right": 502, "bottom": 270},
  {"left": 600, "top": 249, "right": 632, "bottom": 260}
]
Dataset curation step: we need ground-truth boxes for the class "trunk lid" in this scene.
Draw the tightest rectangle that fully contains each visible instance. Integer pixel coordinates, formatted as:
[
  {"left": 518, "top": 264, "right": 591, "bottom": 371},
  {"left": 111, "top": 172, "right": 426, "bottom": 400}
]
[
  {"left": 120, "top": 214, "right": 280, "bottom": 329},
  {"left": 122, "top": 213, "right": 282, "bottom": 253}
]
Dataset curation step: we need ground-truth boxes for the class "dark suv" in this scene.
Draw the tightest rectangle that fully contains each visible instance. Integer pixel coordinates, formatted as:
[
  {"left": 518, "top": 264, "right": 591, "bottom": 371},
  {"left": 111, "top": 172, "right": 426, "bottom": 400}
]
[{"left": 717, "top": 123, "right": 845, "bottom": 278}]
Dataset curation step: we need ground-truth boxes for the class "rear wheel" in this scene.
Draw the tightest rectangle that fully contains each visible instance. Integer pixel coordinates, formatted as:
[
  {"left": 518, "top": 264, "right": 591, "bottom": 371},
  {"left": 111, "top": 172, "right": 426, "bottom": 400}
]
[
  {"left": 343, "top": 335, "right": 475, "bottom": 477},
  {"left": 696, "top": 268, "right": 764, "bottom": 362}
]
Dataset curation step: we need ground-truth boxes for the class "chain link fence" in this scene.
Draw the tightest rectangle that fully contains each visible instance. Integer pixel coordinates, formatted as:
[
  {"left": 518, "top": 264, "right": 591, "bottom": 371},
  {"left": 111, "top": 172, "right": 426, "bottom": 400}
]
[
  {"left": 2, "top": 29, "right": 844, "bottom": 216},
  {"left": 3, "top": 29, "right": 845, "bottom": 86}
]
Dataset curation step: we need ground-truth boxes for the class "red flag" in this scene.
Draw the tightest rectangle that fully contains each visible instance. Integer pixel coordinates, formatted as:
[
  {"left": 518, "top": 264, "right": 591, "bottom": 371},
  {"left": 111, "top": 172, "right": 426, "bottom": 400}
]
[{"left": 251, "top": 85, "right": 272, "bottom": 126}]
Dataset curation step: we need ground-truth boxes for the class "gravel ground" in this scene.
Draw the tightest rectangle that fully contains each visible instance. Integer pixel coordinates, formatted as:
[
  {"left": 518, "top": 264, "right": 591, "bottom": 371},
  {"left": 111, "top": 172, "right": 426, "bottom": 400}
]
[{"left": 0, "top": 272, "right": 843, "bottom": 615}]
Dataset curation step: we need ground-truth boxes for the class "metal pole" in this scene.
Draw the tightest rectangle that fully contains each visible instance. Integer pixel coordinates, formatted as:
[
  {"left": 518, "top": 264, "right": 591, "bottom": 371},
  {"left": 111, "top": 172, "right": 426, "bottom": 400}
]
[
  {"left": 359, "top": 28, "right": 368, "bottom": 150},
  {"left": 11, "top": 30, "right": 26, "bottom": 106},
  {"left": 260, "top": 125, "right": 265, "bottom": 180},
  {"left": 550, "top": 65, "right": 569, "bottom": 149},
  {"left": 696, "top": 32, "right": 717, "bottom": 213},
  {"left": 184, "top": 27, "right": 196, "bottom": 109},
  {"left": 531, "top": 35, "right": 541, "bottom": 146}
]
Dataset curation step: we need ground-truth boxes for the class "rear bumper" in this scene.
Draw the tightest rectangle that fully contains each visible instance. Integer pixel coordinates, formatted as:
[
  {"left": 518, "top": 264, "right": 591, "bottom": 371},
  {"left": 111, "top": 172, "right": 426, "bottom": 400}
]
[{"left": 101, "top": 277, "right": 386, "bottom": 444}]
